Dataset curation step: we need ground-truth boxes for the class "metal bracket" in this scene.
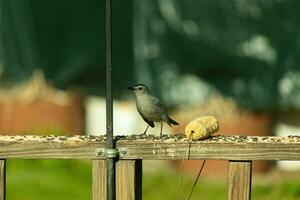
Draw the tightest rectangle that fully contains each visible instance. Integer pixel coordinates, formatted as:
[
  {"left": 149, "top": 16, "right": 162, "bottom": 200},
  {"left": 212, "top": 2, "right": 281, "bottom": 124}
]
[{"left": 95, "top": 147, "right": 128, "bottom": 158}]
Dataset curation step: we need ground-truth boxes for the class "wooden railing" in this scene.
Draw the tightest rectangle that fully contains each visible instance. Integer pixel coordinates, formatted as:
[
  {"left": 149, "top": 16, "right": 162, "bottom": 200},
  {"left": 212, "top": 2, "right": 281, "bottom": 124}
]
[{"left": 0, "top": 134, "right": 299, "bottom": 200}]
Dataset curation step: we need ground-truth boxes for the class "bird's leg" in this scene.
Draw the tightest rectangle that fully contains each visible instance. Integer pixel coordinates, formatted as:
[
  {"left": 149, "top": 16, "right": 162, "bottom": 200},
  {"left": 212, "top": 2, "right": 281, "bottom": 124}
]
[
  {"left": 160, "top": 122, "right": 163, "bottom": 136},
  {"left": 143, "top": 125, "right": 150, "bottom": 135}
]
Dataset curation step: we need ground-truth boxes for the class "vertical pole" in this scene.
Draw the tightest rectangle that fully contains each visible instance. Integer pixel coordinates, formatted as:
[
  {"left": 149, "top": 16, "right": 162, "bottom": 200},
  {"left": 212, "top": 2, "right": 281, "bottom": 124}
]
[
  {"left": 116, "top": 160, "right": 142, "bottom": 200},
  {"left": 105, "top": 0, "right": 116, "bottom": 200},
  {"left": 0, "top": 159, "right": 6, "bottom": 200},
  {"left": 228, "top": 161, "right": 252, "bottom": 200},
  {"left": 93, "top": 160, "right": 107, "bottom": 200}
]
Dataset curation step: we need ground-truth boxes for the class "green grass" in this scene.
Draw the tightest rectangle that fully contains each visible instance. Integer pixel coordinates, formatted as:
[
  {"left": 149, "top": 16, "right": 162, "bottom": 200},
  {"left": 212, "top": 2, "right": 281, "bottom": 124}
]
[
  {"left": 7, "top": 160, "right": 92, "bottom": 200},
  {"left": 5, "top": 160, "right": 300, "bottom": 200},
  {"left": 143, "top": 171, "right": 226, "bottom": 200},
  {"left": 252, "top": 180, "right": 300, "bottom": 200}
]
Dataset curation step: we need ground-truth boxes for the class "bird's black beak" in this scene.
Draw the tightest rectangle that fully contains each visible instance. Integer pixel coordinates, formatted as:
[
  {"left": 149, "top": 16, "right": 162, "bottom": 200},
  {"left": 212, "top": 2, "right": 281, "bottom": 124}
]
[{"left": 127, "top": 86, "right": 134, "bottom": 90}]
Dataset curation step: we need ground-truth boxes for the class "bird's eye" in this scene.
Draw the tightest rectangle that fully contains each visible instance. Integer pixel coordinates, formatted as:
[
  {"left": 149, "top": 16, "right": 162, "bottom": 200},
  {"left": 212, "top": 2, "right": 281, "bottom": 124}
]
[{"left": 138, "top": 87, "right": 142, "bottom": 91}]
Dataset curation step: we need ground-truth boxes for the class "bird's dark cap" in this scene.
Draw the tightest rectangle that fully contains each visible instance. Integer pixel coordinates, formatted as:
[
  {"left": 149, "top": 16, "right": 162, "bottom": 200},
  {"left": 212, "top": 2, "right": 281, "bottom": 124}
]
[
  {"left": 127, "top": 83, "right": 149, "bottom": 91},
  {"left": 133, "top": 83, "right": 148, "bottom": 88}
]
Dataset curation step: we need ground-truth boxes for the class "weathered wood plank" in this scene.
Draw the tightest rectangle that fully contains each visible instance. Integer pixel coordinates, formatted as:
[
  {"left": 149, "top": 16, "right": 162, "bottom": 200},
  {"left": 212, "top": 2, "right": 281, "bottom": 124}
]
[
  {"left": 92, "top": 159, "right": 142, "bottom": 200},
  {"left": 0, "top": 135, "right": 299, "bottom": 160},
  {"left": 0, "top": 160, "right": 5, "bottom": 200},
  {"left": 116, "top": 160, "right": 142, "bottom": 200},
  {"left": 228, "top": 161, "right": 252, "bottom": 200},
  {"left": 93, "top": 160, "right": 106, "bottom": 200}
]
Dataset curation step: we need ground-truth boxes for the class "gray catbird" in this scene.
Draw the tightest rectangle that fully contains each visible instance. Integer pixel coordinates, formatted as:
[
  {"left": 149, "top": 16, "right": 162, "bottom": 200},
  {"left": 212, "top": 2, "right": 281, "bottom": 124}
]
[{"left": 128, "top": 84, "right": 179, "bottom": 135}]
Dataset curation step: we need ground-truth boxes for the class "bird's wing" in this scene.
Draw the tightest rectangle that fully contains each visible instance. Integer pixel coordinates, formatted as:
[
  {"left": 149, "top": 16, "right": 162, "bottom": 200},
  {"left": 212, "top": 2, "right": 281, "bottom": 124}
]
[
  {"left": 152, "top": 97, "right": 164, "bottom": 112},
  {"left": 137, "top": 107, "right": 155, "bottom": 127},
  {"left": 151, "top": 97, "right": 168, "bottom": 117},
  {"left": 152, "top": 97, "right": 176, "bottom": 125}
]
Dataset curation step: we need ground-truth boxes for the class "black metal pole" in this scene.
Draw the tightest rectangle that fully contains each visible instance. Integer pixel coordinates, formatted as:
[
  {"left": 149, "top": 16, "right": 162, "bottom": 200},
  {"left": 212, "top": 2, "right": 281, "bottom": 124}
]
[{"left": 105, "top": 0, "right": 115, "bottom": 200}]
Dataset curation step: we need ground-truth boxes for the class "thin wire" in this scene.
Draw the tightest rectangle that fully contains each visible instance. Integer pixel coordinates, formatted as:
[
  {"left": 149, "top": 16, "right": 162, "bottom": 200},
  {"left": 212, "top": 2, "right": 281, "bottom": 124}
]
[
  {"left": 186, "top": 160, "right": 207, "bottom": 200},
  {"left": 177, "top": 141, "right": 192, "bottom": 200},
  {"left": 177, "top": 160, "right": 185, "bottom": 200}
]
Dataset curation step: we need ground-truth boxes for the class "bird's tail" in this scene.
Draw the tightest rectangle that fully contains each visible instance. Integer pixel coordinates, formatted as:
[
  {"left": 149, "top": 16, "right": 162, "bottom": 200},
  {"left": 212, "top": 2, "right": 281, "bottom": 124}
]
[
  {"left": 162, "top": 114, "right": 179, "bottom": 126},
  {"left": 168, "top": 117, "right": 179, "bottom": 126}
]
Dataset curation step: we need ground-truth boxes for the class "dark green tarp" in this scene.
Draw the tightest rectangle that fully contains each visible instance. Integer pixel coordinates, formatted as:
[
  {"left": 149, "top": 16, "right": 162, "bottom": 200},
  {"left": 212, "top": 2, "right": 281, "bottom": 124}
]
[{"left": 0, "top": 0, "right": 299, "bottom": 110}]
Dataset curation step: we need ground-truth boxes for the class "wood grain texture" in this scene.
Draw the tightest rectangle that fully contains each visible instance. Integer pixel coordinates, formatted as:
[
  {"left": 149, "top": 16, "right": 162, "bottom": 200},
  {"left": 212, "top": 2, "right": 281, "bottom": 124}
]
[
  {"left": 0, "top": 135, "right": 299, "bottom": 160},
  {"left": 228, "top": 161, "right": 252, "bottom": 200},
  {"left": 116, "top": 160, "right": 142, "bottom": 200},
  {"left": 0, "top": 160, "right": 5, "bottom": 200},
  {"left": 93, "top": 160, "right": 106, "bottom": 200}
]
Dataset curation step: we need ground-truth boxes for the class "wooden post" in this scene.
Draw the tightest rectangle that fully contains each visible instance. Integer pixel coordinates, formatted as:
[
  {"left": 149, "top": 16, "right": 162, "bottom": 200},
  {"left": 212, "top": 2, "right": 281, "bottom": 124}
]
[
  {"left": 93, "top": 160, "right": 107, "bottom": 200},
  {"left": 0, "top": 159, "right": 5, "bottom": 200},
  {"left": 228, "top": 161, "right": 252, "bottom": 200},
  {"left": 116, "top": 160, "right": 142, "bottom": 200}
]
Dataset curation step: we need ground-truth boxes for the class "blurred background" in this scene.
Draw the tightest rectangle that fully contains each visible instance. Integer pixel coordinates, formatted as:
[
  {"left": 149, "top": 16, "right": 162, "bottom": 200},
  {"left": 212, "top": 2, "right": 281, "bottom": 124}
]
[{"left": 1, "top": 0, "right": 300, "bottom": 199}]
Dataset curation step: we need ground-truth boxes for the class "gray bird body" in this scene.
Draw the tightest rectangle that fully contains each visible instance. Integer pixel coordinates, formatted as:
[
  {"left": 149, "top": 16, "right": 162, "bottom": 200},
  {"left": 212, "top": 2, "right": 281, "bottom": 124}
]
[
  {"left": 136, "top": 93, "right": 165, "bottom": 122},
  {"left": 128, "top": 84, "right": 179, "bottom": 135}
]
